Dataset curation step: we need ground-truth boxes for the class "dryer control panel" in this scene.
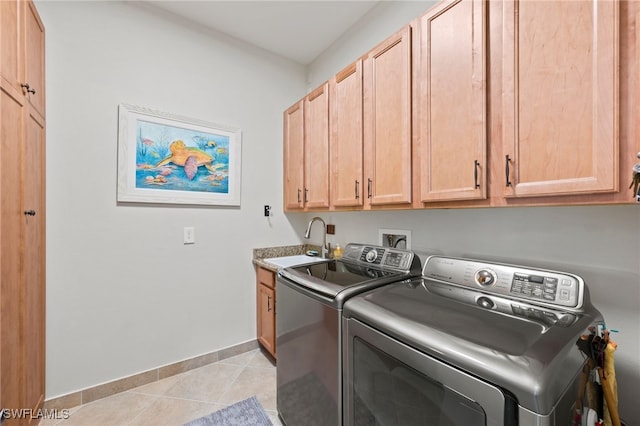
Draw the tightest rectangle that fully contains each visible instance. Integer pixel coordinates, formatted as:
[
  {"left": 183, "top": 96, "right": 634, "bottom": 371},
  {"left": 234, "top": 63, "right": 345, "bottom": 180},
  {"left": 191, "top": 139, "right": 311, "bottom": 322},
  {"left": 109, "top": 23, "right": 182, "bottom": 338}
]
[{"left": 423, "top": 256, "right": 584, "bottom": 310}]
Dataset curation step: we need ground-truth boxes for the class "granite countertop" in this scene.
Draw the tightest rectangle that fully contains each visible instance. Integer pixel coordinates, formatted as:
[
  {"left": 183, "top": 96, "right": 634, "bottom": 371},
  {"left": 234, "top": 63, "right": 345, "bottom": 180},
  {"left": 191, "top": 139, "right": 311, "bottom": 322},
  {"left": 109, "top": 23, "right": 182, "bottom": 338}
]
[{"left": 253, "top": 244, "right": 320, "bottom": 272}]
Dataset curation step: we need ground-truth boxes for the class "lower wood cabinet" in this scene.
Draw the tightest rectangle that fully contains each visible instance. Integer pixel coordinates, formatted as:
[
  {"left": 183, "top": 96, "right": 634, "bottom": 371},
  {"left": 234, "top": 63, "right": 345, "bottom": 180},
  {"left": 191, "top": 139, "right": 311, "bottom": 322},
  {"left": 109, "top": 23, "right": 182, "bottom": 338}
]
[{"left": 256, "top": 267, "right": 276, "bottom": 358}]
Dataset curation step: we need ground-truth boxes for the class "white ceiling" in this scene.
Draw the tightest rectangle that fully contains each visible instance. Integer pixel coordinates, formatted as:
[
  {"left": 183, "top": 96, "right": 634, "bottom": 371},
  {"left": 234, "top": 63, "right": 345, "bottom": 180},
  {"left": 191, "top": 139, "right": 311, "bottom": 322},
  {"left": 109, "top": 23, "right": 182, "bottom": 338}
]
[{"left": 146, "top": 1, "right": 381, "bottom": 65}]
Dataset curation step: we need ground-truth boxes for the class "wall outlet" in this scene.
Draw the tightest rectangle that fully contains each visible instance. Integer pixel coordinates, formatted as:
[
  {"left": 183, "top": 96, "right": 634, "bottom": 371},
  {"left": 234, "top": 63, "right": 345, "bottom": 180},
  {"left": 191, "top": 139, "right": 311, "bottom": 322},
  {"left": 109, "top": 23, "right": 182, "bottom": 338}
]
[
  {"left": 184, "top": 227, "right": 195, "bottom": 244},
  {"left": 326, "top": 224, "right": 335, "bottom": 235}
]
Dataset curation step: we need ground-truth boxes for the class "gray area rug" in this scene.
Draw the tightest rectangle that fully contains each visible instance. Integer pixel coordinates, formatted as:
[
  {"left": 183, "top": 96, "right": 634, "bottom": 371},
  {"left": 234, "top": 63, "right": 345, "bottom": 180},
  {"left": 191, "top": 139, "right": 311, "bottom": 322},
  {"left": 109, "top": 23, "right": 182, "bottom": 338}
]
[{"left": 183, "top": 396, "right": 272, "bottom": 426}]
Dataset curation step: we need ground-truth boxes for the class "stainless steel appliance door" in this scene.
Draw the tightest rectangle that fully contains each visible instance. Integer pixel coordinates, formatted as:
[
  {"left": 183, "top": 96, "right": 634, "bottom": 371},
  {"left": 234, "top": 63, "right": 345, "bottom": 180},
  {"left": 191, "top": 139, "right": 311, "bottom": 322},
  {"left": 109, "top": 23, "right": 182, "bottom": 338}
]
[
  {"left": 276, "top": 276, "right": 341, "bottom": 426},
  {"left": 343, "top": 317, "right": 514, "bottom": 426}
]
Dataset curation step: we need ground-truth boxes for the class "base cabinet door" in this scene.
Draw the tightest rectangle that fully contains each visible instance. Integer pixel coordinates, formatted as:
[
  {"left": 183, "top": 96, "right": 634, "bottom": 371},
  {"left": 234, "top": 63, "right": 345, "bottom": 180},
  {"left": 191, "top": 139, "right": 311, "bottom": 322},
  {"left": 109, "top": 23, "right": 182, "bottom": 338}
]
[
  {"left": 502, "top": 0, "right": 619, "bottom": 197},
  {"left": 256, "top": 267, "right": 276, "bottom": 358}
]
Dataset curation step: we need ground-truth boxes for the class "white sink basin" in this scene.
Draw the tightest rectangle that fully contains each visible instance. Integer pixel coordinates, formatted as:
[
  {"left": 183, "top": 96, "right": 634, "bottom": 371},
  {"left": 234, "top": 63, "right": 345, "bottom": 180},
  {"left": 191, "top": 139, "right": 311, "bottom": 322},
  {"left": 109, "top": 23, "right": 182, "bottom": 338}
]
[{"left": 264, "top": 254, "right": 328, "bottom": 269}]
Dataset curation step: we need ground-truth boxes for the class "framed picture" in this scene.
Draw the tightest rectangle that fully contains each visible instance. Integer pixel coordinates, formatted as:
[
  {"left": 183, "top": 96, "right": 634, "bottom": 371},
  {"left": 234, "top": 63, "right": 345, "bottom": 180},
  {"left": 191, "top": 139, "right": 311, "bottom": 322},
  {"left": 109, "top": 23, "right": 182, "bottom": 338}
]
[{"left": 117, "top": 104, "right": 242, "bottom": 206}]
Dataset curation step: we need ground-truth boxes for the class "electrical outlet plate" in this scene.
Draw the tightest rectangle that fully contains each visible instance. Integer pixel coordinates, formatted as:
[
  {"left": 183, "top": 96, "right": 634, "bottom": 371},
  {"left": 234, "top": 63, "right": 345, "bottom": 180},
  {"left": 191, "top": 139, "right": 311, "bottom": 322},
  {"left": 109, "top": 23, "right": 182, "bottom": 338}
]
[
  {"left": 379, "top": 228, "right": 411, "bottom": 250},
  {"left": 184, "top": 227, "right": 195, "bottom": 244}
]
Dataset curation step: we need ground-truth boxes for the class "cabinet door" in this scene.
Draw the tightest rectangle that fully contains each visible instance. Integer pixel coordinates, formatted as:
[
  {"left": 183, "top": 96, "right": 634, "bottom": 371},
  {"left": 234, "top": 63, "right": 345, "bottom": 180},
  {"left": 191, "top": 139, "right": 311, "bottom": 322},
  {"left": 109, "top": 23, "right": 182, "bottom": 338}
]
[
  {"left": 330, "top": 61, "right": 363, "bottom": 208},
  {"left": 304, "top": 83, "right": 330, "bottom": 209},
  {"left": 0, "top": 84, "right": 25, "bottom": 421},
  {"left": 502, "top": 0, "right": 619, "bottom": 197},
  {"left": 0, "top": 0, "right": 23, "bottom": 92},
  {"left": 283, "top": 100, "right": 304, "bottom": 210},
  {"left": 23, "top": 106, "right": 45, "bottom": 416},
  {"left": 363, "top": 26, "right": 412, "bottom": 206},
  {"left": 257, "top": 283, "right": 276, "bottom": 358},
  {"left": 417, "top": 0, "right": 486, "bottom": 202},
  {"left": 24, "top": 0, "right": 45, "bottom": 119}
]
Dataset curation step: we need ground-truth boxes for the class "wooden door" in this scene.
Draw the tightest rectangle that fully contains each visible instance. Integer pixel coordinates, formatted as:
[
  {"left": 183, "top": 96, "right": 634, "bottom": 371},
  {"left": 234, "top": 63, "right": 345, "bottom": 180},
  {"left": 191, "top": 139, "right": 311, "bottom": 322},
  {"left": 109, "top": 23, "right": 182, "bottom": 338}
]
[
  {"left": 24, "top": 0, "right": 45, "bottom": 119},
  {"left": 23, "top": 106, "right": 45, "bottom": 418},
  {"left": 257, "top": 283, "right": 276, "bottom": 357},
  {"left": 363, "top": 26, "right": 413, "bottom": 207},
  {"left": 502, "top": 0, "right": 619, "bottom": 197},
  {"left": 304, "top": 83, "right": 330, "bottom": 209},
  {"left": 0, "top": 0, "right": 23, "bottom": 93},
  {"left": 256, "top": 267, "right": 276, "bottom": 358},
  {"left": 283, "top": 100, "right": 304, "bottom": 210},
  {"left": 417, "top": 0, "right": 486, "bottom": 202},
  {"left": 330, "top": 60, "right": 363, "bottom": 208},
  {"left": 0, "top": 84, "right": 25, "bottom": 423}
]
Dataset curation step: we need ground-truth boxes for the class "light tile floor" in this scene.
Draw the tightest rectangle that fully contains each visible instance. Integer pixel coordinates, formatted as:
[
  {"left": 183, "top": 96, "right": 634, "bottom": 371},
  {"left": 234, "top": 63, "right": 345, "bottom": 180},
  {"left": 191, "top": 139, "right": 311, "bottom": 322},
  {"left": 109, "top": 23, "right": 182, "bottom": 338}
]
[{"left": 40, "top": 349, "right": 284, "bottom": 426}]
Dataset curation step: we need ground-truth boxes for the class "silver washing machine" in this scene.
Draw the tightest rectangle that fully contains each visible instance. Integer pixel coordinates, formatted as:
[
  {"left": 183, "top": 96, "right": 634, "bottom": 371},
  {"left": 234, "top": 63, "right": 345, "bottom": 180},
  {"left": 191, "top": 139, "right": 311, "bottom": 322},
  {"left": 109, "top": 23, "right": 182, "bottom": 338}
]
[{"left": 276, "top": 243, "right": 421, "bottom": 426}]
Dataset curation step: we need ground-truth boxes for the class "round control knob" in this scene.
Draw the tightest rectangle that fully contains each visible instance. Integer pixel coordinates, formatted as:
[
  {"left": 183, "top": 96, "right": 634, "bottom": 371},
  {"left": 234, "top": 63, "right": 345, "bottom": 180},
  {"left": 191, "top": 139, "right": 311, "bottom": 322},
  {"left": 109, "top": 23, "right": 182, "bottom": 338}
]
[
  {"left": 475, "top": 269, "right": 496, "bottom": 286},
  {"left": 365, "top": 250, "right": 378, "bottom": 263},
  {"left": 477, "top": 296, "right": 495, "bottom": 309}
]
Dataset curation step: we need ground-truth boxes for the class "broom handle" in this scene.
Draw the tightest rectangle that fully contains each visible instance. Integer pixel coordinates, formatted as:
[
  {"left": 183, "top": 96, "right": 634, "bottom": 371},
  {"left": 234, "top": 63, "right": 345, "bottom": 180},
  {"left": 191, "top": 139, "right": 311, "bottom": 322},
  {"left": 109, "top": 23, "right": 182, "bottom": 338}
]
[{"left": 597, "top": 367, "right": 621, "bottom": 426}]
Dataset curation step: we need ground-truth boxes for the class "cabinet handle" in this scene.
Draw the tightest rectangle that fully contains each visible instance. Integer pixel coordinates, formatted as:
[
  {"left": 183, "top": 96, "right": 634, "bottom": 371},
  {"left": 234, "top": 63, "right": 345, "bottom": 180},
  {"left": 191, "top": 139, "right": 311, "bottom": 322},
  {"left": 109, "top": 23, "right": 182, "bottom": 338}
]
[
  {"left": 24, "top": 210, "right": 36, "bottom": 216},
  {"left": 20, "top": 83, "right": 36, "bottom": 94},
  {"left": 474, "top": 160, "right": 480, "bottom": 189},
  {"left": 297, "top": 188, "right": 301, "bottom": 203},
  {"left": 505, "top": 155, "right": 512, "bottom": 187},
  {"left": 304, "top": 188, "right": 308, "bottom": 203},
  {"left": 355, "top": 180, "right": 359, "bottom": 199},
  {"left": 367, "top": 178, "right": 372, "bottom": 198},
  {"left": 267, "top": 296, "right": 272, "bottom": 312}
]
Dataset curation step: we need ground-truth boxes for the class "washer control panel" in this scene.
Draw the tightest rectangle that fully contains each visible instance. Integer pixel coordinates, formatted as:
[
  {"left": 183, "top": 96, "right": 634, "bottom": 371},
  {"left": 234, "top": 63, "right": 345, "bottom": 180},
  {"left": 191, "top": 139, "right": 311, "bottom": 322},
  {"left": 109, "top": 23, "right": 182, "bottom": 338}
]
[{"left": 423, "top": 256, "right": 584, "bottom": 309}]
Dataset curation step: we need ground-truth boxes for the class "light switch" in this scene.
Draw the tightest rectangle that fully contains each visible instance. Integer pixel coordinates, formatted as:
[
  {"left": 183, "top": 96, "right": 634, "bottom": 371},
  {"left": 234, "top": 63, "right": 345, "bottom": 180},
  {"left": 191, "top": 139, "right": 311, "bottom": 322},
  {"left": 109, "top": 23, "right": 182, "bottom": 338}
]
[{"left": 184, "top": 227, "right": 195, "bottom": 244}]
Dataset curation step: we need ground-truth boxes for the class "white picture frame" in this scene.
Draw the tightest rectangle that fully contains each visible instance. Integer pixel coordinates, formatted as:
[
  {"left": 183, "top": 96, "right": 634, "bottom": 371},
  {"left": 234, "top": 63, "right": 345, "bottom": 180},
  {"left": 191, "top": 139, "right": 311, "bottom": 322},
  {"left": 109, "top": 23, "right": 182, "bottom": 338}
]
[{"left": 117, "top": 104, "right": 242, "bottom": 206}]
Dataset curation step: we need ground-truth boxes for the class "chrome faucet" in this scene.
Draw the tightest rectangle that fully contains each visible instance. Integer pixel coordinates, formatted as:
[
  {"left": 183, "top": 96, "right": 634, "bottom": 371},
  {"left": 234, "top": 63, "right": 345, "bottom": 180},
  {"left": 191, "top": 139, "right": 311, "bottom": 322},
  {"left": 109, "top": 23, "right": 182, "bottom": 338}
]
[{"left": 304, "top": 217, "right": 329, "bottom": 258}]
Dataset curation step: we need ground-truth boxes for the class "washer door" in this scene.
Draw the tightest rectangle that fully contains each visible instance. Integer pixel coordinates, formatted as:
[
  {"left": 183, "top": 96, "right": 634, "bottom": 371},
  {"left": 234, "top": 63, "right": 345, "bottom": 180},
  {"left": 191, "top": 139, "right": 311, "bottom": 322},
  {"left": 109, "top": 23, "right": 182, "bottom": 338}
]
[{"left": 343, "top": 317, "right": 516, "bottom": 426}]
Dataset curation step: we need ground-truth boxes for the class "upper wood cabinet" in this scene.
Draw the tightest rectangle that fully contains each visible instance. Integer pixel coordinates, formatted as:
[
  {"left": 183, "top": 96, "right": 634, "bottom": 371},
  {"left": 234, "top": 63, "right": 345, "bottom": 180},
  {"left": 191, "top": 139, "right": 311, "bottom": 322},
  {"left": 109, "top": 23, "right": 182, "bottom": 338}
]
[
  {"left": 1, "top": 0, "right": 22, "bottom": 91},
  {"left": 283, "top": 0, "right": 637, "bottom": 210},
  {"left": 415, "top": 0, "right": 486, "bottom": 203},
  {"left": 283, "top": 84, "right": 330, "bottom": 211},
  {"left": 304, "top": 83, "right": 330, "bottom": 209},
  {"left": 330, "top": 60, "right": 364, "bottom": 208},
  {"left": 283, "top": 100, "right": 304, "bottom": 210},
  {"left": 0, "top": 0, "right": 45, "bottom": 119},
  {"left": 24, "top": 0, "right": 45, "bottom": 119},
  {"left": 502, "top": 0, "right": 619, "bottom": 198},
  {"left": 363, "top": 25, "right": 413, "bottom": 207}
]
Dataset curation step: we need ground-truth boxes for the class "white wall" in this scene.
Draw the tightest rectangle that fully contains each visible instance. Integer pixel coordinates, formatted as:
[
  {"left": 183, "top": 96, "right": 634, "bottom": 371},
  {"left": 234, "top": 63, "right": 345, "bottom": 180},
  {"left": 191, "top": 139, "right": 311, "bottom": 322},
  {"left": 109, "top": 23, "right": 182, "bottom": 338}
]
[
  {"left": 308, "top": 1, "right": 437, "bottom": 88},
  {"left": 36, "top": 1, "right": 307, "bottom": 399},
  {"left": 313, "top": 207, "right": 640, "bottom": 423},
  {"left": 307, "top": 1, "right": 640, "bottom": 423}
]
